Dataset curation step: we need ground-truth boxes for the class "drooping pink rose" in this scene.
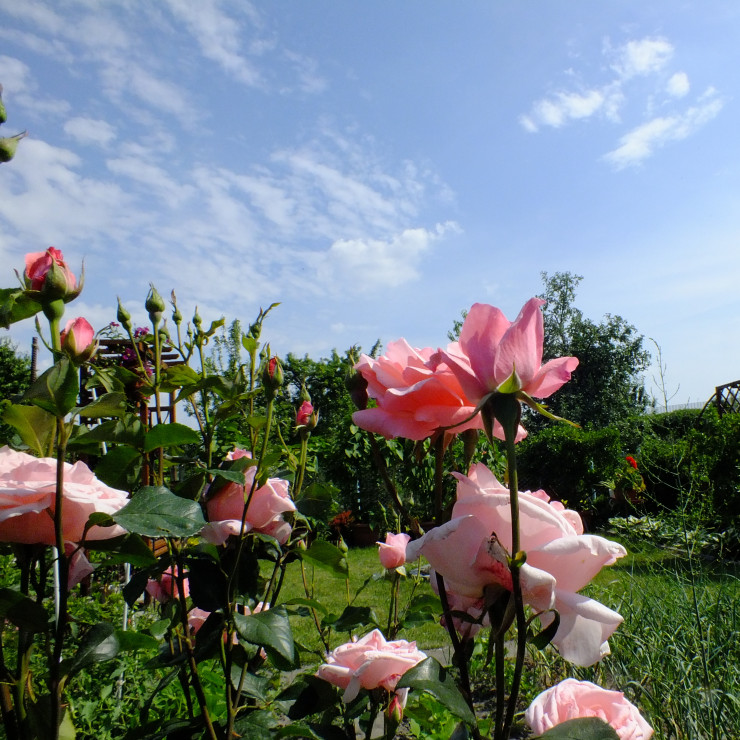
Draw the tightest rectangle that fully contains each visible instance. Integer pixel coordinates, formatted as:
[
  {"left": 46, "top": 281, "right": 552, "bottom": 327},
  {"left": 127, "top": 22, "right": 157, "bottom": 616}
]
[
  {"left": 202, "top": 451, "right": 295, "bottom": 545},
  {"left": 24, "top": 247, "right": 77, "bottom": 293},
  {"left": 352, "top": 339, "right": 524, "bottom": 442},
  {"left": 377, "top": 532, "right": 411, "bottom": 570},
  {"left": 146, "top": 567, "right": 190, "bottom": 604},
  {"left": 433, "top": 298, "right": 579, "bottom": 404},
  {"left": 60, "top": 317, "right": 97, "bottom": 362},
  {"left": 526, "top": 679, "right": 653, "bottom": 739},
  {"left": 0, "top": 446, "right": 129, "bottom": 546},
  {"left": 316, "top": 629, "right": 427, "bottom": 703},
  {"left": 406, "top": 463, "right": 626, "bottom": 666}
]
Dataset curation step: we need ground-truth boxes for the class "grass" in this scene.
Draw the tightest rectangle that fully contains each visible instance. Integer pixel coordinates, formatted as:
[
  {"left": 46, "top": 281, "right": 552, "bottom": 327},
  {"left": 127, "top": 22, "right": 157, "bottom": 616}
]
[{"left": 277, "top": 545, "right": 448, "bottom": 656}]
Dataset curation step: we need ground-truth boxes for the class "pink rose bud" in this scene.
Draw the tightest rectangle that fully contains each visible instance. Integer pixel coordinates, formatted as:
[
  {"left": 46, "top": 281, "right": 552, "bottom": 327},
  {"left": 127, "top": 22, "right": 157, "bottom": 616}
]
[
  {"left": 296, "top": 400, "right": 313, "bottom": 427},
  {"left": 377, "top": 532, "right": 411, "bottom": 570},
  {"left": 387, "top": 692, "right": 406, "bottom": 723},
  {"left": 262, "top": 355, "right": 283, "bottom": 399},
  {"left": 23, "top": 247, "right": 80, "bottom": 301},
  {"left": 60, "top": 317, "right": 97, "bottom": 363}
]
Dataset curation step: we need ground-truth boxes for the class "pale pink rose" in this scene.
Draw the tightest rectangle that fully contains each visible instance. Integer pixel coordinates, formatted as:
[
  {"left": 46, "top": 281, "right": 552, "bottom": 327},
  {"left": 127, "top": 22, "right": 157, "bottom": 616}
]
[
  {"left": 316, "top": 629, "right": 427, "bottom": 703},
  {"left": 24, "top": 247, "right": 77, "bottom": 293},
  {"left": 146, "top": 567, "right": 189, "bottom": 604},
  {"left": 352, "top": 339, "right": 524, "bottom": 442},
  {"left": 202, "top": 452, "right": 295, "bottom": 545},
  {"left": 377, "top": 532, "right": 411, "bottom": 570},
  {"left": 406, "top": 463, "right": 626, "bottom": 666},
  {"left": 433, "top": 298, "right": 579, "bottom": 404},
  {"left": 526, "top": 679, "right": 653, "bottom": 740},
  {"left": 60, "top": 317, "right": 97, "bottom": 362},
  {"left": 187, "top": 607, "right": 211, "bottom": 635},
  {"left": 0, "top": 446, "right": 128, "bottom": 546}
]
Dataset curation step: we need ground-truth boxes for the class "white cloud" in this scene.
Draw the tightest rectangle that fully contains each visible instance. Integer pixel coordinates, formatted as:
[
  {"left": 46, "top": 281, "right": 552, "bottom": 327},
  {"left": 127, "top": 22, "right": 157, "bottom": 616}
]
[
  {"left": 163, "top": 0, "right": 262, "bottom": 87},
  {"left": 64, "top": 117, "right": 117, "bottom": 147},
  {"left": 106, "top": 156, "right": 196, "bottom": 208},
  {"left": 604, "top": 91, "right": 724, "bottom": 169},
  {"left": 667, "top": 72, "right": 690, "bottom": 98},
  {"left": 613, "top": 37, "right": 674, "bottom": 79},
  {"left": 316, "top": 222, "right": 460, "bottom": 292}
]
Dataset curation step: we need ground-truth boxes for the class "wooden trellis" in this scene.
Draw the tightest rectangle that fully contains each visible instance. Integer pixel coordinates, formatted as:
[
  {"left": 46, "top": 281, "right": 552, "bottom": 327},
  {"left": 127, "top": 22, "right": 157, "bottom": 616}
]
[{"left": 714, "top": 380, "right": 740, "bottom": 418}]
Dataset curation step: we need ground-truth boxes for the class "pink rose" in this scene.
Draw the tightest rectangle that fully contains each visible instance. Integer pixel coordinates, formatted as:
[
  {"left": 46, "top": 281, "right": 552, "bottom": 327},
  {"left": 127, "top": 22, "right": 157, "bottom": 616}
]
[
  {"left": 60, "top": 317, "right": 97, "bottom": 362},
  {"left": 316, "top": 629, "right": 426, "bottom": 702},
  {"left": 146, "top": 567, "right": 189, "bottom": 604},
  {"left": 352, "top": 339, "right": 524, "bottom": 442},
  {"left": 295, "top": 400, "right": 314, "bottom": 427},
  {"left": 526, "top": 679, "right": 653, "bottom": 740},
  {"left": 24, "top": 247, "right": 77, "bottom": 293},
  {"left": 377, "top": 532, "right": 411, "bottom": 570},
  {"left": 406, "top": 463, "right": 626, "bottom": 666},
  {"left": 0, "top": 446, "right": 128, "bottom": 546},
  {"left": 202, "top": 451, "right": 295, "bottom": 545},
  {"left": 433, "top": 298, "right": 579, "bottom": 404}
]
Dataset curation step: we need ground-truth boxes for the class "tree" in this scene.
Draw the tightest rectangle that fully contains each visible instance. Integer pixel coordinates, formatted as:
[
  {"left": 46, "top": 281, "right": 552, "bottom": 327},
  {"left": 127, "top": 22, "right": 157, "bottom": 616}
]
[
  {"left": 535, "top": 271, "right": 651, "bottom": 428},
  {"left": 0, "top": 337, "right": 32, "bottom": 444}
]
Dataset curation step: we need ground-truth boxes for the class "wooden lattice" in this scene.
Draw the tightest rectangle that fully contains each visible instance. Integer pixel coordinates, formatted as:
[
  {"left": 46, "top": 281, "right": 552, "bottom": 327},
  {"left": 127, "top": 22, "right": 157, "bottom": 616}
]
[{"left": 714, "top": 380, "right": 740, "bottom": 418}]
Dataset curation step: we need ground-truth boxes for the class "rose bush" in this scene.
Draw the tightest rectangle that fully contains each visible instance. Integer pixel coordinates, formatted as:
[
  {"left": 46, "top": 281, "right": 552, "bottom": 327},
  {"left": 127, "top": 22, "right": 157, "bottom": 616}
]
[
  {"left": 315, "top": 629, "right": 427, "bottom": 703},
  {"left": 525, "top": 679, "right": 654, "bottom": 739}
]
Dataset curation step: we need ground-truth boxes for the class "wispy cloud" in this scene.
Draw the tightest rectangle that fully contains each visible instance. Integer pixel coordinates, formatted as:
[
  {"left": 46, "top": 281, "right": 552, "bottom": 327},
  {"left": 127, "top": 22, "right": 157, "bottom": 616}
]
[
  {"left": 603, "top": 89, "right": 724, "bottom": 169},
  {"left": 64, "top": 117, "right": 117, "bottom": 147},
  {"left": 611, "top": 37, "right": 673, "bottom": 79},
  {"left": 521, "top": 35, "right": 722, "bottom": 167}
]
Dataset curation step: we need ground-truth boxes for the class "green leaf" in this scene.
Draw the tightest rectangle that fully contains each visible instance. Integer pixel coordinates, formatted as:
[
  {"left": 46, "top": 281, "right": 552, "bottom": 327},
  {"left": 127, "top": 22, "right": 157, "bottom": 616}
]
[
  {"left": 536, "top": 717, "right": 620, "bottom": 739},
  {"left": 115, "top": 629, "right": 159, "bottom": 653},
  {"left": 232, "top": 709, "right": 278, "bottom": 740},
  {"left": 75, "top": 391, "right": 127, "bottom": 418},
  {"left": 230, "top": 666, "right": 269, "bottom": 702},
  {"left": 0, "top": 402, "right": 56, "bottom": 456},
  {"left": 397, "top": 657, "right": 475, "bottom": 723},
  {"left": 112, "top": 485, "right": 205, "bottom": 538},
  {"left": 300, "top": 540, "right": 349, "bottom": 579},
  {"left": 92, "top": 444, "right": 141, "bottom": 488},
  {"left": 530, "top": 610, "right": 560, "bottom": 650},
  {"left": 83, "top": 532, "right": 157, "bottom": 567},
  {"left": 64, "top": 622, "right": 119, "bottom": 675},
  {"left": 324, "top": 605, "right": 378, "bottom": 632},
  {"left": 186, "top": 555, "right": 228, "bottom": 611},
  {"left": 0, "top": 587, "right": 50, "bottom": 632},
  {"left": 0, "top": 287, "right": 42, "bottom": 328},
  {"left": 23, "top": 357, "right": 80, "bottom": 417},
  {"left": 234, "top": 606, "right": 295, "bottom": 664},
  {"left": 295, "top": 482, "right": 339, "bottom": 518},
  {"left": 281, "top": 597, "right": 329, "bottom": 616},
  {"left": 143, "top": 422, "right": 200, "bottom": 452},
  {"left": 277, "top": 675, "right": 340, "bottom": 721}
]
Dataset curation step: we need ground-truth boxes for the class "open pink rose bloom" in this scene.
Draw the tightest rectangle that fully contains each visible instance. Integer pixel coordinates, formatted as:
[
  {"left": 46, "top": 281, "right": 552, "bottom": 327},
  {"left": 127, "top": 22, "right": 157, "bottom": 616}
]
[
  {"left": 202, "top": 449, "right": 296, "bottom": 545},
  {"left": 352, "top": 338, "right": 524, "bottom": 442},
  {"left": 406, "top": 463, "right": 626, "bottom": 666},
  {"left": 432, "top": 298, "right": 579, "bottom": 403},
  {"left": 0, "top": 446, "right": 129, "bottom": 586},
  {"left": 526, "top": 679, "right": 653, "bottom": 739},
  {"left": 316, "top": 629, "right": 427, "bottom": 702}
]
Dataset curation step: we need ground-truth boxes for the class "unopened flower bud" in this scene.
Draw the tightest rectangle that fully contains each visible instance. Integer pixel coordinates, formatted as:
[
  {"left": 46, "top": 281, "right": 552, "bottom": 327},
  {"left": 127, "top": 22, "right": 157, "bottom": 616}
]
[
  {"left": 295, "top": 400, "right": 318, "bottom": 431},
  {"left": 337, "top": 536, "right": 348, "bottom": 554},
  {"left": 171, "top": 290, "right": 183, "bottom": 325},
  {"left": 193, "top": 308, "right": 202, "bottom": 329},
  {"left": 24, "top": 247, "right": 80, "bottom": 303},
  {"left": 0, "top": 85, "right": 6, "bottom": 125},
  {"left": 262, "top": 355, "right": 283, "bottom": 399},
  {"left": 387, "top": 693, "right": 405, "bottom": 723},
  {"left": 117, "top": 297, "right": 133, "bottom": 332},
  {"left": 345, "top": 366, "right": 369, "bottom": 410},
  {"left": 0, "top": 131, "right": 26, "bottom": 163},
  {"left": 145, "top": 284, "right": 165, "bottom": 324},
  {"left": 60, "top": 317, "right": 97, "bottom": 364}
]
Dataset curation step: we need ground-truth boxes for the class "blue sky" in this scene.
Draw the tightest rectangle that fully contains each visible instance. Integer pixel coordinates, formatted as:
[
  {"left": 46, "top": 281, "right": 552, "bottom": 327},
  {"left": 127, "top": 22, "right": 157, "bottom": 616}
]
[{"left": 1, "top": 1, "right": 739, "bottom": 407}]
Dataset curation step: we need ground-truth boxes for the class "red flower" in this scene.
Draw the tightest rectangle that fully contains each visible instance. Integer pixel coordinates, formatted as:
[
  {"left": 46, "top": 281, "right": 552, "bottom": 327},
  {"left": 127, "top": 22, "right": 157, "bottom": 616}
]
[{"left": 625, "top": 456, "right": 638, "bottom": 469}]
